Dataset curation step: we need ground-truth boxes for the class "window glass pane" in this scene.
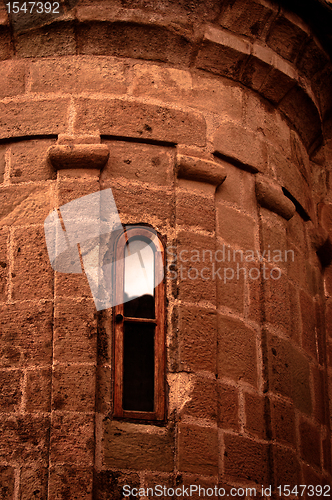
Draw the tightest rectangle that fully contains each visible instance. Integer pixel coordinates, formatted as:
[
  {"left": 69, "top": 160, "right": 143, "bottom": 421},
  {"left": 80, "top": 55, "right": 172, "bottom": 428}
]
[
  {"left": 123, "top": 322, "right": 155, "bottom": 412},
  {"left": 124, "top": 238, "right": 155, "bottom": 319}
]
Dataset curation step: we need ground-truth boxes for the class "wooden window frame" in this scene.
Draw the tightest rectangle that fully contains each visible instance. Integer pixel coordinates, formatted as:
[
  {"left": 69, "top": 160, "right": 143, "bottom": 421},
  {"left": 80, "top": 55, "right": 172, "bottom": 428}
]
[{"left": 113, "top": 226, "right": 165, "bottom": 421}]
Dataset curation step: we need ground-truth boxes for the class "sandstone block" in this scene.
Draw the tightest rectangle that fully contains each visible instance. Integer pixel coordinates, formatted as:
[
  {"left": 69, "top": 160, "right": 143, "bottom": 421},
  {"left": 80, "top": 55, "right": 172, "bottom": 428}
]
[
  {"left": 48, "top": 144, "right": 109, "bottom": 170},
  {"left": 176, "top": 231, "right": 216, "bottom": 304},
  {"left": 104, "top": 420, "right": 174, "bottom": 472},
  {"left": 177, "top": 155, "right": 227, "bottom": 187},
  {"left": 0, "top": 26, "right": 12, "bottom": 60},
  {"left": 267, "top": 333, "right": 312, "bottom": 414},
  {"left": 30, "top": 56, "right": 128, "bottom": 94},
  {"left": 218, "top": 0, "right": 275, "bottom": 39},
  {"left": 267, "top": 12, "right": 309, "bottom": 63},
  {"left": 217, "top": 382, "right": 239, "bottom": 431},
  {"left": 25, "top": 368, "right": 51, "bottom": 413},
  {"left": 0, "top": 98, "right": 70, "bottom": 140},
  {"left": 0, "top": 466, "right": 15, "bottom": 500},
  {"left": 0, "top": 144, "right": 5, "bottom": 184},
  {"left": 0, "top": 415, "right": 50, "bottom": 463},
  {"left": 176, "top": 305, "right": 217, "bottom": 373},
  {"left": 214, "top": 121, "right": 267, "bottom": 173},
  {"left": 0, "top": 369, "right": 22, "bottom": 412},
  {"left": 74, "top": 97, "right": 206, "bottom": 147},
  {"left": 15, "top": 23, "right": 76, "bottom": 58},
  {"left": 0, "top": 184, "right": 56, "bottom": 227},
  {"left": 216, "top": 203, "right": 257, "bottom": 248},
  {"left": 263, "top": 266, "right": 290, "bottom": 332},
  {"left": 297, "top": 38, "right": 330, "bottom": 80},
  {"left": 270, "top": 398, "right": 296, "bottom": 447},
  {"left": 299, "top": 418, "right": 321, "bottom": 469},
  {"left": 77, "top": 21, "right": 193, "bottom": 66},
  {"left": 52, "top": 364, "right": 95, "bottom": 412},
  {"left": 278, "top": 86, "right": 321, "bottom": 150},
  {"left": 12, "top": 226, "right": 53, "bottom": 301},
  {"left": 178, "top": 423, "right": 218, "bottom": 476},
  {"left": 0, "top": 59, "right": 25, "bottom": 99},
  {"left": 255, "top": 175, "right": 296, "bottom": 220},
  {"left": 0, "top": 302, "right": 53, "bottom": 368},
  {"left": 10, "top": 139, "right": 56, "bottom": 183},
  {"left": 224, "top": 433, "right": 269, "bottom": 484},
  {"left": 93, "top": 470, "right": 140, "bottom": 500},
  {"left": 244, "top": 392, "right": 268, "bottom": 439},
  {"left": 300, "top": 290, "right": 318, "bottom": 360},
  {"left": 180, "top": 375, "right": 217, "bottom": 421},
  {"left": 101, "top": 140, "right": 174, "bottom": 186},
  {"left": 20, "top": 467, "right": 48, "bottom": 500},
  {"left": 176, "top": 190, "right": 215, "bottom": 232},
  {"left": 50, "top": 413, "right": 94, "bottom": 466},
  {"left": 218, "top": 315, "right": 258, "bottom": 387},
  {"left": 49, "top": 466, "right": 93, "bottom": 500},
  {"left": 54, "top": 298, "right": 97, "bottom": 364},
  {"left": 272, "top": 445, "right": 301, "bottom": 489},
  {"left": 104, "top": 180, "right": 174, "bottom": 225},
  {"left": 196, "top": 25, "right": 250, "bottom": 79}
]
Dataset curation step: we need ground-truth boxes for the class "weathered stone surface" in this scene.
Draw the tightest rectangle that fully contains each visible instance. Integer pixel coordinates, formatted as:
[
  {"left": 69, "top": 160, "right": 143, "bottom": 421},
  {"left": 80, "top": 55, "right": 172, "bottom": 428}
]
[
  {"left": 176, "top": 305, "right": 217, "bottom": 373},
  {"left": 255, "top": 174, "right": 296, "bottom": 220},
  {"left": 104, "top": 420, "right": 174, "bottom": 471},
  {"left": 0, "top": 302, "right": 53, "bottom": 367},
  {"left": 50, "top": 413, "right": 94, "bottom": 465},
  {"left": 10, "top": 139, "right": 56, "bottom": 183},
  {"left": 0, "top": 99, "right": 70, "bottom": 140},
  {"left": 196, "top": 25, "right": 250, "bottom": 79},
  {"left": 244, "top": 392, "right": 268, "bottom": 439},
  {"left": 273, "top": 445, "right": 301, "bottom": 488},
  {"left": 0, "top": 415, "right": 50, "bottom": 463},
  {"left": 52, "top": 364, "right": 95, "bottom": 412},
  {"left": 12, "top": 226, "right": 53, "bottom": 300},
  {"left": 177, "top": 155, "right": 227, "bottom": 186},
  {"left": 15, "top": 22, "right": 76, "bottom": 58},
  {"left": 30, "top": 56, "right": 128, "bottom": 94},
  {"left": 54, "top": 298, "right": 97, "bottom": 363},
  {"left": 176, "top": 189, "right": 215, "bottom": 232},
  {"left": 270, "top": 398, "right": 296, "bottom": 447},
  {"left": 77, "top": 21, "right": 193, "bottom": 66},
  {"left": 49, "top": 466, "right": 93, "bottom": 500},
  {"left": 0, "top": 59, "right": 25, "bottom": 99},
  {"left": 101, "top": 140, "right": 174, "bottom": 186},
  {"left": 224, "top": 433, "right": 269, "bottom": 484},
  {"left": 0, "top": 26, "right": 13, "bottom": 60},
  {"left": 218, "top": 0, "right": 276, "bottom": 39},
  {"left": 25, "top": 368, "right": 51, "bottom": 413},
  {"left": 0, "top": 184, "right": 56, "bottom": 227},
  {"left": 20, "top": 467, "right": 48, "bottom": 500},
  {"left": 218, "top": 382, "right": 239, "bottom": 431},
  {"left": 74, "top": 97, "right": 206, "bottom": 146},
  {"left": 0, "top": 466, "right": 15, "bottom": 500},
  {"left": 266, "top": 11, "right": 309, "bottom": 63},
  {"left": 216, "top": 203, "right": 257, "bottom": 248},
  {"left": 0, "top": 369, "right": 22, "bottom": 412},
  {"left": 93, "top": 470, "right": 140, "bottom": 500},
  {"left": 0, "top": 226, "right": 8, "bottom": 302},
  {"left": 214, "top": 121, "right": 267, "bottom": 172},
  {"left": 278, "top": 86, "right": 321, "bottom": 149},
  {"left": 218, "top": 315, "right": 258, "bottom": 387},
  {"left": 299, "top": 418, "right": 321, "bottom": 468},
  {"left": 267, "top": 332, "right": 312, "bottom": 414},
  {"left": 132, "top": 65, "right": 244, "bottom": 120},
  {"left": 48, "top": 144, "right": 110, "bottom": 170},
  {"left": 178, "top": 423, "right": 218, "bottom": 475}
]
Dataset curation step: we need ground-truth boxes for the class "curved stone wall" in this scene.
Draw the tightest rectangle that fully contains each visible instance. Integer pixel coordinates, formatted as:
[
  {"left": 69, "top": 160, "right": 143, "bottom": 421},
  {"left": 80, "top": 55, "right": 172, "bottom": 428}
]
[{"left": 0, "top": 0, "right": 331, "bottom": 498}]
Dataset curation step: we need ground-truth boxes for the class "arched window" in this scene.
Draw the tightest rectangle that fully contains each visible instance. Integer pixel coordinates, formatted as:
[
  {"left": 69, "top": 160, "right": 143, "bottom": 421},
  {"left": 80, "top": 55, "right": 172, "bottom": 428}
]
[{"left": 113, "top": 226, "right": 165, "bottom": 421}]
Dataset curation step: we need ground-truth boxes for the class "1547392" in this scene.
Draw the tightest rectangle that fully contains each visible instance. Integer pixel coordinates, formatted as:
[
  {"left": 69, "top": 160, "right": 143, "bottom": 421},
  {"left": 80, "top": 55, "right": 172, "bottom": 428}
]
[
  {"left": 6, "top": 2, "right": 60, "bottom": 14},
  {"left": 277, "top": 485, "right": 331, "bottom": 497}
]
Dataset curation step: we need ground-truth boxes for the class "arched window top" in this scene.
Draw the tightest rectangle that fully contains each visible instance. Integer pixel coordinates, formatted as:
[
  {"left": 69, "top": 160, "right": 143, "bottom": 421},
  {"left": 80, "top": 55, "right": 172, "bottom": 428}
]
[{"left": 113, "top": 226, "right": 165, "bottom": 421}]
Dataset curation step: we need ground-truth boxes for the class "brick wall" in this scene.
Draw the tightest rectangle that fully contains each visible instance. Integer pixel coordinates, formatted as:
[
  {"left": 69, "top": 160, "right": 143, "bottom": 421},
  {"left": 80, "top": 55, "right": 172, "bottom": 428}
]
[{"left": 0, "top": 0, "right": 331, "bottom": 498}]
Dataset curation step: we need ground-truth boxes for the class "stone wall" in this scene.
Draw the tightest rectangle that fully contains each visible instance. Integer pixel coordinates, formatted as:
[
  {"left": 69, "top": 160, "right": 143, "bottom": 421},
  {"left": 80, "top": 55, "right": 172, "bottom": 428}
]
[{"left": 0, "top": 0, "right": 331, "bottom": 498}]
